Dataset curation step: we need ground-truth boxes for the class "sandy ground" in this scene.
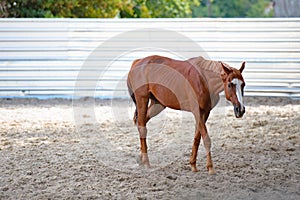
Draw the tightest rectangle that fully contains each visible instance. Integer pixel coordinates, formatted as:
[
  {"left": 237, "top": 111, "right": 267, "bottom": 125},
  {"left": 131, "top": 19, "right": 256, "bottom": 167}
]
[{"left": 0, "top": 96, "right": 299, "bottom": 199}]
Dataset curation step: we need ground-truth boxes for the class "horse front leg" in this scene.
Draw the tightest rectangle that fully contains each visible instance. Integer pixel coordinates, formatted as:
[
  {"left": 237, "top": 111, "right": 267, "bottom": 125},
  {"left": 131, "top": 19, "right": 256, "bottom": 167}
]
[
  {"left": 190, "top": 118, "right": 216, "bottom": 174},
  {"left": 190, "top": 128, "right": 201, "bottom": 172},
  {"left": 201, "top": 124, "right": 216, "bottom": 175}
]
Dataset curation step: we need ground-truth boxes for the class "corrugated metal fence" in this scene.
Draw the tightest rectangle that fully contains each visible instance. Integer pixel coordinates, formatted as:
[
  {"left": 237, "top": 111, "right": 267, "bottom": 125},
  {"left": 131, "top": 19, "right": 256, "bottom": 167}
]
[{"left": 0, "top": 18, "right": 300, "bottom": 99}]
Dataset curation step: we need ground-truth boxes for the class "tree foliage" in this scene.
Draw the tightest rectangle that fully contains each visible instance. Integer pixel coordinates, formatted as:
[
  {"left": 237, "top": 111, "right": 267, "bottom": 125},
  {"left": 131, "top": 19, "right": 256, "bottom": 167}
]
[
  {"left": 0, "top": 0, "right": 273, "bottom": 18},
  {"left": 1, "top": 0, "right": 123, "bottom": 18},
  {"left": 192, "top": 0, "right": 274, "bottom": 18},
  {"left": 1, "top": 0, "right": 199, "bottom": 18},
  {"left": 120, "top": 0, "right": 200, "bottom": 18}
]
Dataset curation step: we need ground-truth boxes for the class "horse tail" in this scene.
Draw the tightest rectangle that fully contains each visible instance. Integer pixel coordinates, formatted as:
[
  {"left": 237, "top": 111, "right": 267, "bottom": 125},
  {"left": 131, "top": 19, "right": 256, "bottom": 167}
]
[
  {"left": 127, "top": 77, "right": 138, "bottom": 125},
  {"left": 128, "top": 88, "right": 138, "bottom": 125}
]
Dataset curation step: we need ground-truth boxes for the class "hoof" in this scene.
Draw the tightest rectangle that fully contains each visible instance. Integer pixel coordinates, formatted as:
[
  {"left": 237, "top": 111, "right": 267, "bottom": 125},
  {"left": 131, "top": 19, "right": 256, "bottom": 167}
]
[
  {"left": 191, "top": 165, "right": 199, "bottom": 172},
  {"left": 208, "top": 167, "right": 216, "bottom": 175},
  {"left": 140, "top": 153, "right": 151, "bottom": 169}
]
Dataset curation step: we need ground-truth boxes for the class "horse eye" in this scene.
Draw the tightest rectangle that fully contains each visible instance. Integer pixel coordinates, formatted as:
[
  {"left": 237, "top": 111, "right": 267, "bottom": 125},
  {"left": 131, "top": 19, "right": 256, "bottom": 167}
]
[{"left": 228, "top": 83, "right": 232, "bottom": 88}]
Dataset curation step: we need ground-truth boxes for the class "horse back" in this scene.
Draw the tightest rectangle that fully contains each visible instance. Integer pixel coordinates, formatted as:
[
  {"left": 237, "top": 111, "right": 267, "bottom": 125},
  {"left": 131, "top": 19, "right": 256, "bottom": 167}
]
[{"left": 128, "top": 55, "right": 211, "bottom": 111}]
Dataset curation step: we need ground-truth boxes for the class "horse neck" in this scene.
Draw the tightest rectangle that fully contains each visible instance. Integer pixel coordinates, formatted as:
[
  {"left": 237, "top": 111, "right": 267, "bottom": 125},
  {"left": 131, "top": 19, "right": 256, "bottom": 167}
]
[
  {"left": 202, "top": 67, "right": 224, "bottom": 107},
  {"left": 207, "top": 71, "right": 224, "bottom": 93},
  {"left": 189, "top": 57, "right": 224, "bottom": 107}
]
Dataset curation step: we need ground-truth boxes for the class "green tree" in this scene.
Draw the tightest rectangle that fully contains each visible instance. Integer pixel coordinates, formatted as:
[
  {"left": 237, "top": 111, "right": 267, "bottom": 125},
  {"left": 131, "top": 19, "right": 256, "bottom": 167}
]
[
  {"left": 217, "top": 0, "right": 252, "bottom": 17},
  {"left": 1, "top": 0, "right": 48, "bottom": 17},
  {"left": 247, "top": 0, "right": 273, "bottom": 17},
  {"left": 1, "top": 0, "right": 124, "bottom": 18},
  {"left": 120, "top": 0, "right": 200, "bottom": 18},
  {"left": 1, "top": 0, "right": 200, "bottom": 18},
  {"left": 192, "top": 0, "right": 222, "bottom": 17},
  {"left": 192, "top": 0, "right": 274, "bottom": 18},
  {"left": 1, "top": 0, "right": 274, "bottom": 18}
]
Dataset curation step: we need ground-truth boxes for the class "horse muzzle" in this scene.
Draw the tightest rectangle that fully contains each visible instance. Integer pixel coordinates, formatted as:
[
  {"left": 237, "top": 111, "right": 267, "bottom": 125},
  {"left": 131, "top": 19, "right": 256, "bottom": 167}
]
[{"left": 234, "top": 105, "right": 245, "bottom": 118}]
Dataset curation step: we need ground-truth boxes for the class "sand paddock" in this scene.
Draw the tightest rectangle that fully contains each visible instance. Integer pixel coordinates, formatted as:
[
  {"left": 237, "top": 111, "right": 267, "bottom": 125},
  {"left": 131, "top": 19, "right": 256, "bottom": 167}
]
[{"left": 0, "top": 97, "right": 299, "bottom": 199}]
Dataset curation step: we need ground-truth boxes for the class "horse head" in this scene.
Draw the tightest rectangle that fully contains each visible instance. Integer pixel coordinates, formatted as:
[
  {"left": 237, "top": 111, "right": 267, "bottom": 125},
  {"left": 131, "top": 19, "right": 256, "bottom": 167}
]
[{"left": 221, "top": 62, "right": 246, "bottom": 118}]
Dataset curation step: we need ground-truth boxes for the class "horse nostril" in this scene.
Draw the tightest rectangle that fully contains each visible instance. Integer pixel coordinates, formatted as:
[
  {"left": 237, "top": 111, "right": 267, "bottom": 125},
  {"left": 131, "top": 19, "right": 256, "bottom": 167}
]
[
  {"left": 242, "top": 107, "right": 245, "bottom": 113},
  {"left": 235, "top": 106, "right": 240, "bottom": 113}
]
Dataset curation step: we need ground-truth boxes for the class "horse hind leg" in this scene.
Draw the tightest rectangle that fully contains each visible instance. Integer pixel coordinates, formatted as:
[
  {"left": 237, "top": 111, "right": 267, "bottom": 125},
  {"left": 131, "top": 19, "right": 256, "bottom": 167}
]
[
  {"left": 146, "top": 99, "right": 165, "bottom": 122},
  {"left": 131, "top": 92, "right": 165, "bottom": 125},
  {"left": 136, "top": 95, "right": 151, "bottom": 169},
  {"left": 133, "top": 108, "right": 138, "bottom": 125},
  {"left": 128, "top": 83, "right": 139, "bottom": 125}
]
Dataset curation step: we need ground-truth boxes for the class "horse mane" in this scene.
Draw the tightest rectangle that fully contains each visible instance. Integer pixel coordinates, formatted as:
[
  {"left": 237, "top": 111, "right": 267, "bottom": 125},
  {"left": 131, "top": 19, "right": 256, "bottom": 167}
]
[
  {"left": 187, "top": 56, "right": 224, "bottom": 75},
  {"left": 187, "top": 56, "right": 227, "bottom": 105}
]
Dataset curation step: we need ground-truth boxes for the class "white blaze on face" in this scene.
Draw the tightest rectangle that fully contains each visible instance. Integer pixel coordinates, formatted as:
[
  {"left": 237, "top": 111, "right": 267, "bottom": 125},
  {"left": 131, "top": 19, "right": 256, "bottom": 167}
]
[{"left": 231, "top": 78, "right": 244, "bottom": 109}]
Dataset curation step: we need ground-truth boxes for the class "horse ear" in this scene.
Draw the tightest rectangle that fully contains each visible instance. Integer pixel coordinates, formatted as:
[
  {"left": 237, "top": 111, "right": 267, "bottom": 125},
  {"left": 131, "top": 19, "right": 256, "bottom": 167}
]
[
  {"left": 221, "top": 62, "right": 232, "bottom": 75},
  {"left": 240, "top": 62, "right": 246, "bottom": 73}
]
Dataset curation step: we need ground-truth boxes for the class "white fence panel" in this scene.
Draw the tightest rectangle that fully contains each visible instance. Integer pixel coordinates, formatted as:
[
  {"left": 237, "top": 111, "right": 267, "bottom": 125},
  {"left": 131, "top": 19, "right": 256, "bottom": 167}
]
[{"left": 0, "top": 18, "right": 300, "bottom": 99}]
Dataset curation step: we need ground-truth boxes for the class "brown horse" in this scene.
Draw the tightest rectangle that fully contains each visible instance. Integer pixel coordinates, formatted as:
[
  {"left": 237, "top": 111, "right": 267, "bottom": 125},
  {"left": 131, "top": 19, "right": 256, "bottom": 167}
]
[{"left": 127, "top": 55, "right": 246, "bottom": 174}]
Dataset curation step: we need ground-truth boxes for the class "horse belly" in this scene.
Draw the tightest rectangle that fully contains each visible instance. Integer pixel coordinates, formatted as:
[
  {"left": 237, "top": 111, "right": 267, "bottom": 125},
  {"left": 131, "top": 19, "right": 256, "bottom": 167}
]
[{"left": 149, "top": 84, "right": 191, "bottom": 111}]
